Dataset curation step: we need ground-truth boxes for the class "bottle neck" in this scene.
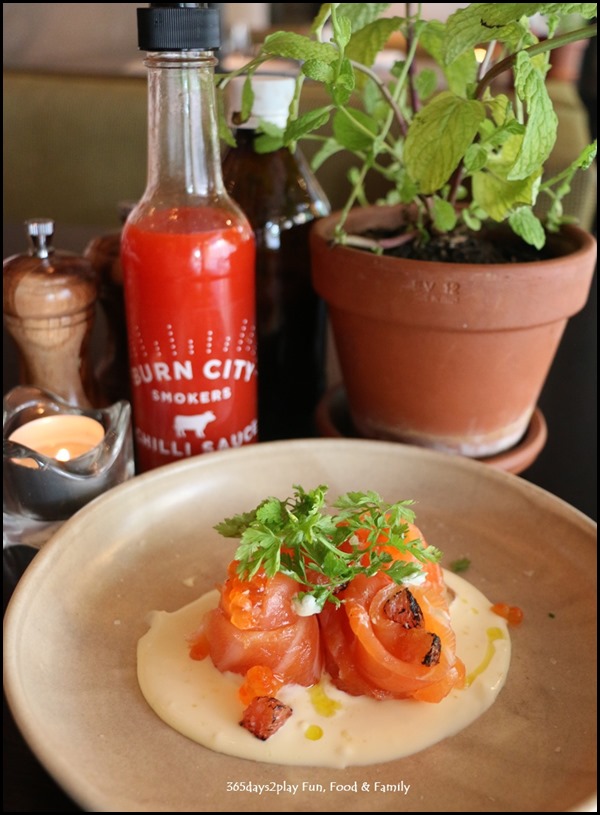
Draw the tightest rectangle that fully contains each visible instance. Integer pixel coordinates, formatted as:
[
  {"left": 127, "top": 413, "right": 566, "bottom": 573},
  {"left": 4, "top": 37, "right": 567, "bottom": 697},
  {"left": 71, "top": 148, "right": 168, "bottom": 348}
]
[{"left": 144, "top": 51, "right": 224, "bottom": 200}]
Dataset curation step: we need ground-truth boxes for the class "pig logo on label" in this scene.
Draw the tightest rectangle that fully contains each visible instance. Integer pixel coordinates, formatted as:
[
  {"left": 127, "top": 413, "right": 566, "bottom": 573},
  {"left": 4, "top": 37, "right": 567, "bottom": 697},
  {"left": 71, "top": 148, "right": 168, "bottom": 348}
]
[{"left": 173, "top": 411, "right": 217, "bottom": 439}]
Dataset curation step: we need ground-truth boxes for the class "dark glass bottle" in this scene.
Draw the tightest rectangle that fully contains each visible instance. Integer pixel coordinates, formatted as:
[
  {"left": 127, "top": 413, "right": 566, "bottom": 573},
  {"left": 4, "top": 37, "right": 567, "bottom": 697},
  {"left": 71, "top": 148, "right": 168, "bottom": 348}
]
[
  {"left": 84, "top": 202, "right": 135, "bottom": 405},
  {"left": 121, "top": 4, "right": 257, "bottom": 472},
  {"left": 222, "top": 75, "right": 331, "bottom": 440}
]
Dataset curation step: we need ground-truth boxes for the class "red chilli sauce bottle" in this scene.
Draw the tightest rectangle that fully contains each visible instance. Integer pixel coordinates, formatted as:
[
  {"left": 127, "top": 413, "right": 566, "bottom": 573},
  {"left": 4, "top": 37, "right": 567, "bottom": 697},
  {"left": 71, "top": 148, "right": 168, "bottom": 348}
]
[{"left": 121, "top": 4, "right": 257, "bottom": 472}]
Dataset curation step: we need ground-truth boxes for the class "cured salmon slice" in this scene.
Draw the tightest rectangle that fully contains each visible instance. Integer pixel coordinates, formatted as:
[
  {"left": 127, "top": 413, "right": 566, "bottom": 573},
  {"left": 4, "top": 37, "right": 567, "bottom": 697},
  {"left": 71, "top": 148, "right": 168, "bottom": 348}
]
[
  {"left": 189, "top": 561, "right": 322, "bottom": 687},
  {"left": 319, "top": 524, "right": 465, "bottom": 702}
]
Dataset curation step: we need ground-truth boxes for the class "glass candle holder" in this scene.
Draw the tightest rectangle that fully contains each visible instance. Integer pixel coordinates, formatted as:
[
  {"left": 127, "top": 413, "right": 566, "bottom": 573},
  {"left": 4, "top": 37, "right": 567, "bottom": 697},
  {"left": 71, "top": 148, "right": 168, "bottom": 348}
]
[{"left": 3, "top": 386, "right": 134, "bottom": 548}]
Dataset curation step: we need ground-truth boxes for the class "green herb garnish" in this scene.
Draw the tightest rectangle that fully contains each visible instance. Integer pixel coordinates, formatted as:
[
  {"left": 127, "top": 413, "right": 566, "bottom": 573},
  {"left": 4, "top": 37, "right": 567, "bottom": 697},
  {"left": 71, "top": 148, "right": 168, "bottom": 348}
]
[
  {"left": 450, "top": 557, "right": 471, "bottom": 574},
  {"left": 214, "top": 485, "right": 442, "bottom": 612}
]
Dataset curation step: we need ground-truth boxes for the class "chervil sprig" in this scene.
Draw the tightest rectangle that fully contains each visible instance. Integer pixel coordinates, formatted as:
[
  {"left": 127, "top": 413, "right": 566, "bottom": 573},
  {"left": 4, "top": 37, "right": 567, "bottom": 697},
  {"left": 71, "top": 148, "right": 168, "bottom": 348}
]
[{"left": 214, "top": 485, "right": 442, "bottom": 611}]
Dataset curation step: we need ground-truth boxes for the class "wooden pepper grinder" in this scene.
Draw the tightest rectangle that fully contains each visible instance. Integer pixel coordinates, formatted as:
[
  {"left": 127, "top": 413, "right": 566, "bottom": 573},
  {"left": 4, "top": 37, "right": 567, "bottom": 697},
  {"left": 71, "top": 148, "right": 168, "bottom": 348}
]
[{"left": 3, "top": 218, "right": 99, "bottom": 408}]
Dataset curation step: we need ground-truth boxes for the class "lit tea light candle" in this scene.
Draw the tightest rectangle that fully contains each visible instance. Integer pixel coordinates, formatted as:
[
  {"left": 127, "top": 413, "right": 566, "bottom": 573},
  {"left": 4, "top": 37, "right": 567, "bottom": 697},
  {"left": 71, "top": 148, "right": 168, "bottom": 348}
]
[
  {"left": 8, "top": 415, "right": 105, "bottom": 467},
  {"left": 3, "top": 386, "right": 134, "bottom": 547}
]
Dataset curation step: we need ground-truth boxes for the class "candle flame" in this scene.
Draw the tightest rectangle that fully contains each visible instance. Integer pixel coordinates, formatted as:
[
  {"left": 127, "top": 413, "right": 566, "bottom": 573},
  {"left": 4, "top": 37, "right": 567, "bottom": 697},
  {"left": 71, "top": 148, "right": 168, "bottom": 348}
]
[
  {"left": 55, "top": 448, "right": 72, "bottom": 462},
  {"left": 474, "top": 47, "right": 487, "bottom": 64}
]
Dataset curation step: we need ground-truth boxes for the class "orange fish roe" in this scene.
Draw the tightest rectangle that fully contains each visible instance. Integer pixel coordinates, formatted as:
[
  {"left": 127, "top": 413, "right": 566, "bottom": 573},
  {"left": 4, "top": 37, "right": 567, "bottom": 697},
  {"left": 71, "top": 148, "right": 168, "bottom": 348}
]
[
  {"left": 188, "top": 638, "right": 209, "bottom": 660},
  {"left": 239, "top": 665, "right": 283, "bottom": 706},
  {"left": 222, "top": 561, "right": 268, "bottom": 630},
  {"left": 491, "top": 603, "right": 524, "bottom": 626}
]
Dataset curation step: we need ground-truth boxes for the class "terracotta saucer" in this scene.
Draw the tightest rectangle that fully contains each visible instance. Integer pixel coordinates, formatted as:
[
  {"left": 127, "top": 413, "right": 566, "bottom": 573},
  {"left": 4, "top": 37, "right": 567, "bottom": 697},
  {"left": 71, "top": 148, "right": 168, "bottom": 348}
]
[{"left": 315, "top": 384, "right": 547, "bottom": 475}]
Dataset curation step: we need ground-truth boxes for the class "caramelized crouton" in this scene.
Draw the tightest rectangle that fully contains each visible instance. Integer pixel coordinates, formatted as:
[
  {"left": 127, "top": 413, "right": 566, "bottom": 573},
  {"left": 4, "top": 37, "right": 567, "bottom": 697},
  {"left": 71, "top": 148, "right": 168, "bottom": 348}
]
[
  {"left": 422, "top": 633, "right": 442, "bottom": 666},
  {"left": 383, "top": 588, "right": 425, "bottom": 629},
  {"left": 240, "top": 696, "right": 293, "bottom": 740}
]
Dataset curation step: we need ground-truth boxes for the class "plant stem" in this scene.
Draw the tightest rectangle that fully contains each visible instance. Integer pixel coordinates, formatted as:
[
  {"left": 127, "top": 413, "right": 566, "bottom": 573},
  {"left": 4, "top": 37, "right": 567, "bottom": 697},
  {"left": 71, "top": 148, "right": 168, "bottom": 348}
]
[
  {"left": 475, "top": 23, "right": 597, "bottom": 100},
  {"left": 349, "top": 59, "right": 408, "bottom": 137},
  {"left": 477, "top": 40, "right": 496, "bottom": 81},
  {"left": 336, "top": 162, "right": 370, "bottom": 234},
  {"left": 341, "top": 230, "right": 418, "bottom": 252},
  {"left": 406, "top": 3, "right": 420, "bottom": 113}
]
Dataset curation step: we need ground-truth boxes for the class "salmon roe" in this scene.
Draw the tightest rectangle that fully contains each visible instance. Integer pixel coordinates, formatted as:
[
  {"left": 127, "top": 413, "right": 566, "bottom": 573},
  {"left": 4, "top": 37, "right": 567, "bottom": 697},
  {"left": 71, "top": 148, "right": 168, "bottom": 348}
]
[
  {"left": 491, "top": 602, "right": 524, "bottom": 626},
  {"left": 239, "top": 665, "right": 283, "bottom": 706},
  {"left": 222, "top": 561, "right": 267, "bottom": 629},
  {"left": 188, "top": 631, "right": 209, "bottom": 661}
]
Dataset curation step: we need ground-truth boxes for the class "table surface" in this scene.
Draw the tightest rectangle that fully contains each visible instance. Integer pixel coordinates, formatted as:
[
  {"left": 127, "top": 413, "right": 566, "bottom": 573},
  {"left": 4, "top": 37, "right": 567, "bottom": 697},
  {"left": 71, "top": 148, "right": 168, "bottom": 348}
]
[{"left": 3, "top": 220, "right": 597, "bottom": 812}]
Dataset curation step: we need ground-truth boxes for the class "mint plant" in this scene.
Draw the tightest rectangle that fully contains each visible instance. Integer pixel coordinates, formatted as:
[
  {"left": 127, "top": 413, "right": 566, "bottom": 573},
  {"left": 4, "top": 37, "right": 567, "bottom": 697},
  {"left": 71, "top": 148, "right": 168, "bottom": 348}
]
[{"left": 218, "top": 3, "right": 597, "bottom": 250}]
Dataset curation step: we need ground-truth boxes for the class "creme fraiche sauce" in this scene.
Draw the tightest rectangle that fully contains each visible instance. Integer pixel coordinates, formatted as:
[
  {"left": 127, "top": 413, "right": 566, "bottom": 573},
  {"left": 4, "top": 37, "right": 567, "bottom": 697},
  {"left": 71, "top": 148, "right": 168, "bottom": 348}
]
[{"left": 137, "top": 571, "right": 510, "bottom": 768}]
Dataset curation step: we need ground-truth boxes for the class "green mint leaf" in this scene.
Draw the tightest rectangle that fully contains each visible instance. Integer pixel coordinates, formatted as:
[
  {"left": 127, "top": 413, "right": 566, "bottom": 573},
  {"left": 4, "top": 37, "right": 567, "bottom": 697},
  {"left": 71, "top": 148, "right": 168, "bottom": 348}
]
[
  {"left": 254, "top": 133, "right": 283, "bottom": 153},
  {"left": 472, "top": 166, "right": 541, "bottom": 221},
  {"left": 445, "top": 50, "right": 479, "bottom": 98},
  {"left": 332, "top": 57, "right": 356, "bottom": 101},
  {"left": 515, "top": 4, "right": 596, "bottom": 20},
  {"left": 416, "top": 21, "right": 478, "bottom": 97},
  {"left": 484, "top": 120, "right": 526, "bottom": 149},
  {"left": 216, "top": 88, "right": 237, "bottom": 148},
  {"left": 485, "top": 93, "right": 512, "bottom": 127},
  {"left": 575, "top": 140, "right": 597, "bottom": 171},
  {"left": 414, "top": 68, "right": 438, "bottom": 101},
  {"left": 449, "top": 557, "right": 471, "bottom": 573},
  {"left": 217, "top": 117, "right": 236, "bottom": 148},
  {"left": 464, "top": 143, "right": 489, "bottom": 173},
  {"left": 462, "top": 208, "right": 482, "bottom": 231},
  {"left": 262, "top": 31, "right": 338, "bottom": 64},
  {"left": 404, "top": 92, "right": 485, "bottom": 194},
  {"left": 472, "top": 130, "right": 542, "bottom": 220},
  {"left": 444, "top": 5, "right": 531, "bottom": 64},
  {"left": 346, "top": 18, "right": 404, "bottom": 68},
  {"left": 334, "top": 15, "right": 353, "bottom": 50},
  {"left": 432, "top": 197, "right": 459, "bottom": 232},
  {"left": 510, "top": 52, "right": 558, "bottom": 180},
  {"left": 311, "top": 3, "right": 332, "bottom": 34},
  {"left": 257, "top": 120, "right": 283, "bottom": 139},
  {"left": 332, "top": 107, "right": 379, "bottom": 152},
  {"left": 542, "top": 140, "right": 596, "bottom": 230},
  {"left": 250, "top": 120, "right": 285, "bottom": 155},
  {"left": 419, "top": 20, "right": 445, "bottom": 65},
  {"left": 509, "top": 206, "right": 546, "bottom": 248},
  {"left": 310, "top": 138, "right": 345, "bottom": 171},
  {"left": 302, "top": 59, "right": 335, "bottom": 84},
  {"left": 240, "top": 76, "right": 254, "bottom": 123},
  {"left": 392, "top": 168, "right": 419, "bottom": 204},
  {"left": 284, "top": 106, "right": 331, "bottom": 145},
  {"left": 336, "top": 3, "right": 392, "bottom": 34}
]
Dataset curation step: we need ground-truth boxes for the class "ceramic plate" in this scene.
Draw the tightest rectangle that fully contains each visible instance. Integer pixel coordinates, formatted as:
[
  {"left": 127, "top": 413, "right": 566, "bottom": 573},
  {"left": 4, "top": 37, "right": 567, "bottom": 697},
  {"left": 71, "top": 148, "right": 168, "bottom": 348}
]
[{"left": 3, "top": 439, "right": 597, "bottom": 813}]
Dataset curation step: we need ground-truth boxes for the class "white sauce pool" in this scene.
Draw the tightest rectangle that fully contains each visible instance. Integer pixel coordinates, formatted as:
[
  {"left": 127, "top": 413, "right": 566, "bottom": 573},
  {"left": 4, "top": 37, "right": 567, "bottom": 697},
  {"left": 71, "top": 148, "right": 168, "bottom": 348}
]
[{"left": 137, "top": 571, "right": 510, "bottom": 768}]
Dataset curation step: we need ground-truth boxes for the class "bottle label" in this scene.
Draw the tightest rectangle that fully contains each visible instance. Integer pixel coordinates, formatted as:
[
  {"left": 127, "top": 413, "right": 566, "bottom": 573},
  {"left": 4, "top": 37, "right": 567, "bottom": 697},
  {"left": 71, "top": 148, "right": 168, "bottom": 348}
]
[{"left": 121, "top": 208, "right": 257, "bottom": 472}]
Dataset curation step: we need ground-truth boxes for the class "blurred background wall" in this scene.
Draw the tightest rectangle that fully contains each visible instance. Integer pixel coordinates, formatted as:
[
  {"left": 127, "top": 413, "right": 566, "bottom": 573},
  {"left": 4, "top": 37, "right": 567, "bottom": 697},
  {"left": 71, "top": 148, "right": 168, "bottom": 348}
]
[{"left": 4, "top": 4, "right": 471, "bottom": 74}]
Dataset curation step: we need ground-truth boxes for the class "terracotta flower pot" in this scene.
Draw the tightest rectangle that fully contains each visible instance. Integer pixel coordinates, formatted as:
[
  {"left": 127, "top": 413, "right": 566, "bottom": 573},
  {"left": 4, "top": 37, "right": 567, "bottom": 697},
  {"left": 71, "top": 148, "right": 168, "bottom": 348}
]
[{"left": 310, "top": 206, "right": 597, "bottom": 457}]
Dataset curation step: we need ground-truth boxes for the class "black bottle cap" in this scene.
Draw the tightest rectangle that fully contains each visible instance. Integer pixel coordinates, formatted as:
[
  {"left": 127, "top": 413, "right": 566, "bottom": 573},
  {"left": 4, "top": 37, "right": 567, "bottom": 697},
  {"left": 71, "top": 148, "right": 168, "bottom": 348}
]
[{"left": 137, "top": 3, "right": 220, "bottom": 51}]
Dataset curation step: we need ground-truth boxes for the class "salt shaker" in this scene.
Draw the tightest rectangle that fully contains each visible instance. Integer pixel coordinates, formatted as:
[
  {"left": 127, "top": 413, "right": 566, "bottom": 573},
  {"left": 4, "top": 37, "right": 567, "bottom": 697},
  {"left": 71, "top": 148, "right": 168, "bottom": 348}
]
[{"left": 3, "top": 219, "right": 99, "bottom": 408}]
